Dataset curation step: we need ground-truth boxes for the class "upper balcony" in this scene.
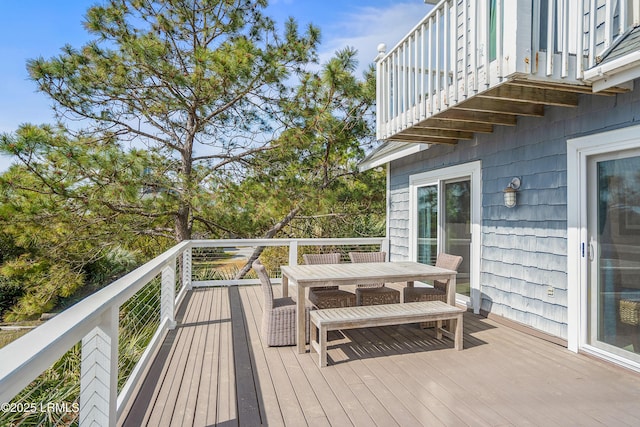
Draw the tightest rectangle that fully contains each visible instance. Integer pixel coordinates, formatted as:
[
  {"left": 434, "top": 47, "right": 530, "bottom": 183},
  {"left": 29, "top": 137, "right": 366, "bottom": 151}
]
[{"left": 376, "top": 0, "right": 640, "bottom": 144}]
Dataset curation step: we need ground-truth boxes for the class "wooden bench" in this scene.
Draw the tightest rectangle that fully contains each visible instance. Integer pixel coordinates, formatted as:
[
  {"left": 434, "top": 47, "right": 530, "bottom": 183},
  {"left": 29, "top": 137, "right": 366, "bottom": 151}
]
[{"left": 309, "top": 301, "right": 464, "bottom": 367}]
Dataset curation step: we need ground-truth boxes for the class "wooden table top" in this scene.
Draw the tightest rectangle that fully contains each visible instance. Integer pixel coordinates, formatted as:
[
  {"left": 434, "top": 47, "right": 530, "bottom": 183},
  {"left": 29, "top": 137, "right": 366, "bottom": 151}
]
[{"left": 280, "top": 261, "right": 456, "bottom": 287}]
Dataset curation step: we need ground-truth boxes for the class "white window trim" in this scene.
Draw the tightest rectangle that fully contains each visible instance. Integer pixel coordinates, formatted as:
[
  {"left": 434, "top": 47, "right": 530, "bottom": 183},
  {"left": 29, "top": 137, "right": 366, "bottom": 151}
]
[
  {"left": 408, "top": 161, "right": 482, "bottom": 313},
  {"left": 567, "top": 124, "right": 640, "bottom": 372}
]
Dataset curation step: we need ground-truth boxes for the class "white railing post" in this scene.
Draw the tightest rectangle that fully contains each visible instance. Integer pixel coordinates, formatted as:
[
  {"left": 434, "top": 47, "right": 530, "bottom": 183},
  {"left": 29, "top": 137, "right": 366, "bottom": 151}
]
[
  {"left": 161, "top": 258, "right": 177, "bottom": 330},
  {"left": 381, "top": 238, "right": 390, "bottom": 258},
  {"left": 80, "top": 306, "right": 118, "bottom": 427},
  {"left": 289, "top": 240, "right": 299, "bottom": 266},
  {"left": 183, "top": 247, "right": 192, "bottom": 291}
]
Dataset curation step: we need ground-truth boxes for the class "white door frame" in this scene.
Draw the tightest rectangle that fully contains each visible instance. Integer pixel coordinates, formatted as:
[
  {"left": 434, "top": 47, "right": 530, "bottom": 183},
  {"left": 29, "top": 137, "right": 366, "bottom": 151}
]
[
  {"left": 408, "top": 161, "right": 482, "bottom": 313},
  {"left": 567, "top": 124, "right": 640, "bottom": 372}
]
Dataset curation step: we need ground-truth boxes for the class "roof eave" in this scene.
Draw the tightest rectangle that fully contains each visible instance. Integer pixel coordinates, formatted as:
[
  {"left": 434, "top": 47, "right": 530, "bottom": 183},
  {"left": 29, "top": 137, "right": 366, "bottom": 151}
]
[{"left": 358, "top": 142, "right": 429, "bottom": 172}]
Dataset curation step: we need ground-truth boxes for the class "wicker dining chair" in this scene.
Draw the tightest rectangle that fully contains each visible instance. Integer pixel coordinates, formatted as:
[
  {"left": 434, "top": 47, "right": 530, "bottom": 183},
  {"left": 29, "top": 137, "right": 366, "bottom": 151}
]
[
  {"left": 303, "top": 253, "right": 356, "bottom": 309},
  {"left": 348, "top": 251, "right": 400, "bottom": 306},
  {"left": 403, "top": 253, "right": 463, "bottom": 305},
  {"left": 404, "top": 253, "right": 463, "bottom": 328},
  {"left": 253, "top": 259, "right": 311, "bottom": 347}
]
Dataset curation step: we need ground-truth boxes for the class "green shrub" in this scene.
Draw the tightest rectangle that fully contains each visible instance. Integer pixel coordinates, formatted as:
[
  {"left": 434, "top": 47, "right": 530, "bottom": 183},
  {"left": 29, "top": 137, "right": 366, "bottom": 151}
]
[{"left": 0, "top": 277, "right": 23, "bottom": 318}]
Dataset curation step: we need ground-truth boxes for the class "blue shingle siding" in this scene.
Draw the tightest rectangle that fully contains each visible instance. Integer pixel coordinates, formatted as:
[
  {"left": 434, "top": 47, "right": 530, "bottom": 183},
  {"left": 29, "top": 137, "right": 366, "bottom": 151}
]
[{"left": 387, "top": 77, "right": 640, "bottom": 340}]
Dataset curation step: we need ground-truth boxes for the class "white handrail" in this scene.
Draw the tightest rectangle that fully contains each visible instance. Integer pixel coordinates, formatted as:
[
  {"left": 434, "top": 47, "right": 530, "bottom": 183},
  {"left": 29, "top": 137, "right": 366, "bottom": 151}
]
[{"left": 0, "top": 237, "right": 388, "bottom": 426}]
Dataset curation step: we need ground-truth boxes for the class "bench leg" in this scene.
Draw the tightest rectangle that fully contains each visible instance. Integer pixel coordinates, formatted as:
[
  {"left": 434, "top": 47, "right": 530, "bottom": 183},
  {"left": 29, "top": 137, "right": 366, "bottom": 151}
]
[
  {"left": 319, "top": 326, "right": 328, "bottom": 367},
  {"left": 454, "top": 314, "right": 463, "bottom": 350},
  {"left": 310, "top": 321, "right": 318, "bottom": 354}
]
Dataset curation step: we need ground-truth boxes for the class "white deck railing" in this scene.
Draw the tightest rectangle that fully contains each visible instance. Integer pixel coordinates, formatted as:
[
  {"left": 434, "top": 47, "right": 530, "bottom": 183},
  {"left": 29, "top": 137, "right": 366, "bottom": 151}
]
[
  {"left": 376, "top": 0, "right": 636, "bottom": 140},
  {"left": 0, "top": 237, "right": 388, "bottom": 426}
]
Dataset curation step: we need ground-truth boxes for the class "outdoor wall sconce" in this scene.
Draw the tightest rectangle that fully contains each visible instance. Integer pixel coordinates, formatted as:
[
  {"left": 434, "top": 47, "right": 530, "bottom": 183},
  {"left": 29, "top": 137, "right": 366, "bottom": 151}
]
[{"left": 504, "top": 177, "right": 521, "bottom": 208}]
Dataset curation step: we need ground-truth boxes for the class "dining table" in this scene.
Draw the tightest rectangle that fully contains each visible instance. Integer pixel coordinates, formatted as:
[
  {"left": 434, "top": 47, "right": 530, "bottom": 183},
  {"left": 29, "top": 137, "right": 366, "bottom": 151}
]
[{"left": 280, "top": 261, "right": 458, "bottom": 354}]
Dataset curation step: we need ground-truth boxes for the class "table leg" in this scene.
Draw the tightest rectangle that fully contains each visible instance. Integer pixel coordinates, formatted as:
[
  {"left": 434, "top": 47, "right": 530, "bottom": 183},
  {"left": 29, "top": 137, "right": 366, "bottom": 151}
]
[
  {"left": 297, "top": 284, "right": 306, "bottom": 354},
  {"left": 446, "top": 274, "right": 457, "bottom": 331},
  {"left": 282, "top": 274, "right": 288, "bottom": 298},
  {"left": 447, "top": 274, "right": 457, "bottom": 306}
]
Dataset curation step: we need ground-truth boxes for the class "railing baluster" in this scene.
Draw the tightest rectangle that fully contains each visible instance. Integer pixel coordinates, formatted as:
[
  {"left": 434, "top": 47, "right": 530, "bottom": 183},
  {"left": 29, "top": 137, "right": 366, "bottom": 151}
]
[
  {"left": 428, "top": 16, "right": 434, "bottom": 115},
  {"left": 471, "top": 0, "right": 478, "bottom": 92},
  {"left": 80, "top": 306, "right": 118, "bottom": 427},
  {"left": 605, "top": 0, "right": 613, "bottom": 51},
  {"left": 421, "top": 21, "right": 426, "bottom": 119},
  {"left": 384, "top": 58, "right": 390, "bottom": 137},
  {"left": 411, "top": 30, "right": 420, "bottom": 123},
  {"left": 395, "top": 49, "right": 400, "bottom": 134},
  {"left": 561, "top": 0, "right": 569, "bottom": 78},
  {"left": 577, "top": 0, "right": 584, "bottom": 79},
  {"left": 619, "top": 0, "right": 627, "bottom": 36},
  {"left": 589, "top": 0, "right": 596, "bottom": 68},
  {"left": 443, "top": 0, "right": 450, "bottom": 106},
  {"left": 435, "top": 7, "right": 441, "bottom": 112},
  {"left": 289, "top": 240, "right": 298, "bottom": 266},
  {"left": 483, "top": 0, "right": 490, "bottom": 86},
  {"left": 452, "top": 0, "right": 459, "bottom": 105},
  {"left": 546, "top": 0, "right": 555, "bottom": 76},
  {"left": 497, "top": 0, "right": 503, "bottom": 80},
  {"left": 463, "top": 0, "right": 468, "bottom": 98}
]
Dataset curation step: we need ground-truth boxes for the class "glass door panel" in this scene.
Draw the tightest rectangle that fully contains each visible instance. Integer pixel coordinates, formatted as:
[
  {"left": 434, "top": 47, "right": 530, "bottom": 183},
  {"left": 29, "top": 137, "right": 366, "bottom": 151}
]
[
  {"left": 417, "top": 185, "right": 438, "bottom": 265},
  {"left": 444, "top": 180, "right": 471, "bottom": 297},
  {"left": 588, "top": 153, "right": 640, "bottom": 359}
]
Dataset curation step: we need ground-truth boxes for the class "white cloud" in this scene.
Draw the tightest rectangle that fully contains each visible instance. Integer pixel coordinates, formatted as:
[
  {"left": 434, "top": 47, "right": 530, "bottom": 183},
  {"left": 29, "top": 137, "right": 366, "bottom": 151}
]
[{"left": 319, "top": 2, "right": 431, "bottom": 76}]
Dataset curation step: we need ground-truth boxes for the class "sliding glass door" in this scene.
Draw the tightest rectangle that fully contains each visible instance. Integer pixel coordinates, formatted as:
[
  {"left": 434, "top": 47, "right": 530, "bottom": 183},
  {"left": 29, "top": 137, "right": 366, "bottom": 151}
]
[
  {"left": 444, "top": 180, "right": 471, "bottom": 297},
  {"left": 415, "top": 178, "right": 471, "bottom": 297},
  {"left": 587, "top": 152, "right": 640, "bottom": 361}
]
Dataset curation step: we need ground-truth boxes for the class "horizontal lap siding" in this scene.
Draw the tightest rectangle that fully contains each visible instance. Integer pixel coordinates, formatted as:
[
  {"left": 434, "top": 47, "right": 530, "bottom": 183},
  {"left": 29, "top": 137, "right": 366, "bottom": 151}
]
[{"left": 388, "top": 77, "right": 640, "bottom": 340}]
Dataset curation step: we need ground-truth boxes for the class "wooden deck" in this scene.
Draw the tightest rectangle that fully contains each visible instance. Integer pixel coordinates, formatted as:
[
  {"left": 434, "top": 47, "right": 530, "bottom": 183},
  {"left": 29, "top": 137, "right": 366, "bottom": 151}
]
[{"left": 121, "top": 285, "right": 640, "bottom": 426}]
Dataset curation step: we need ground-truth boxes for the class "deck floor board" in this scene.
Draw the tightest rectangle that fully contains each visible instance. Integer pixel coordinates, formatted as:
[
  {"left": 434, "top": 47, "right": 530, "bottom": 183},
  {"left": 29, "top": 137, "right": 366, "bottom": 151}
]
[{"left": 121, "top": 284, "right": 640, "bottom": 426}]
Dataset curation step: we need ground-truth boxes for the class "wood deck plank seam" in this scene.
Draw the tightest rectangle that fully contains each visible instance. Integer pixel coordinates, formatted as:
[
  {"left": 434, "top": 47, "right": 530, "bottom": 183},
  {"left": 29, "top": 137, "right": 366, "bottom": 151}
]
[
  {"left": 382, "top": 319, "right": 505, "bottom": 427},
  {"left": 165, "top": 287, "right": 210, "bottom": 426},
  {"left": 418, "top": 319, "right": 573, "bottom": 426},
  {"left": 365, "top": 324, "right": 495, "bottom": 427},
  {"left": 460, "top": 319, "right": 640, "bottom": 425},
  {"left": 336, "top": 342, "right": 426, "bottom": 427},
  {"left": 145, "top": 288, "right": 204, "bottom": 426},
  {"left": 242, "top": 284, "right": 286, "bottom": 426},
  {"left": 146, "top": 287, "right": 206, "bottom": 426},
  {"left": 246, "top": 285, "right": 309, "bottom": 426},
  {"left": 123, "top": 286, "right": 640, "bottom": 426},
  {"left": 229, "top": 286, "right": 263, "bottom": 426},
  {"left": 178, "top": 286, "right": 215, "bottom": 427},
  {"left": 347, "top": 326, "right": 455, "bottom": 426},
  {"left": 193, "top": 286, "right": 221, "bottom": 426},
  {"left": 119, "top": 289, "right": 194, "bottom": 426},
  {"left": 216, "top": 285, "right": 236, "bottom": 424}
]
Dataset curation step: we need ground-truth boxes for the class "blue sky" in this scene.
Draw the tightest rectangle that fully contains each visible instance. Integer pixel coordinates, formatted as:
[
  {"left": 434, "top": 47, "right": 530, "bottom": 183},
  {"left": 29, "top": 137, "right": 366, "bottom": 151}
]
[{"left": 0, "top": 0, "right": 429, "bottom": 169}]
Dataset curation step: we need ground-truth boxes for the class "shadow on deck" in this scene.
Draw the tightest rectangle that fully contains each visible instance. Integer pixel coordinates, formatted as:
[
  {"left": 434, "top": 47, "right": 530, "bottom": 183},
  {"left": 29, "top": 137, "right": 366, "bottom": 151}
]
[{"left": 121, "top": 285, "right": 640, "bottom": 426}]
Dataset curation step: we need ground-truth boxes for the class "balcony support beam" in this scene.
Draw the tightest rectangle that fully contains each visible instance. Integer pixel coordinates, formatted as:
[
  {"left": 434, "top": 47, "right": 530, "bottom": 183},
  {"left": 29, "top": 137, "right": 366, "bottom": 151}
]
[
  {"left": 387, "top": 135, "right": 459, "bottom": 145},
  {"left": 453, "top": 98, "right": 545, "bottom": 116},
  {"left": 395, "top": 128, "right": 474, "bottom": 140},
  {"left": 478, "top": 84, "right": 580, "bottom": 107},
  {"left": 414, "top": 118, "right": 494, "bottom": 134},
  {"left": 435, "top": 109, "right": 518, "bottom": 126}
]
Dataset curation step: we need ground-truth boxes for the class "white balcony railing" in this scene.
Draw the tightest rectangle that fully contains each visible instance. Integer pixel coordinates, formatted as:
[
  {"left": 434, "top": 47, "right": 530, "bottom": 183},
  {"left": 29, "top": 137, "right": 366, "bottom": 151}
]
[
  {"left": 0, "top": 237, "right": 388, "bottom": 426},
  {"left": 376, "top": 0, "right": 637, "bottom": 140}
]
